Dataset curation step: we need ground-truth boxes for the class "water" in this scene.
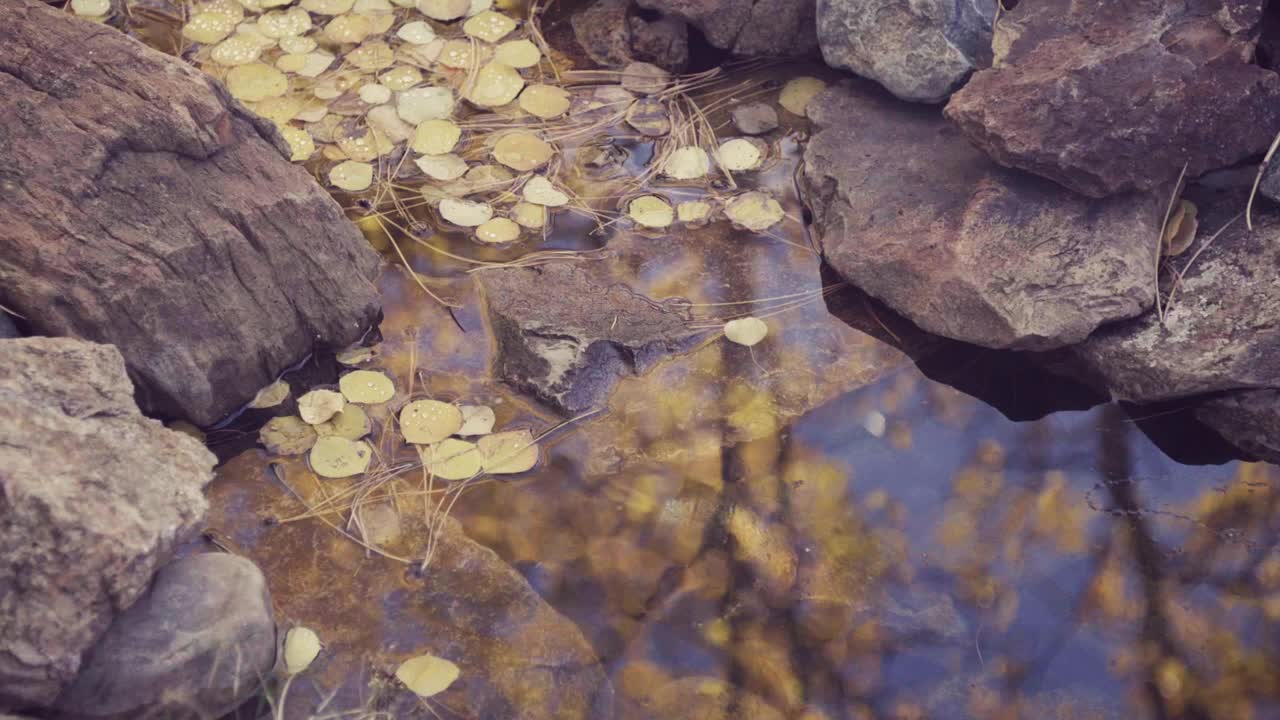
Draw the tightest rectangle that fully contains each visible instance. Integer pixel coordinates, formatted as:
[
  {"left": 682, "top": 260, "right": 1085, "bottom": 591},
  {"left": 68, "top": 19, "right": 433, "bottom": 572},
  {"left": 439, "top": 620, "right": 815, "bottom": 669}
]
[{"left": 203, "top": 66, "right": 1280, "bottom": 720}]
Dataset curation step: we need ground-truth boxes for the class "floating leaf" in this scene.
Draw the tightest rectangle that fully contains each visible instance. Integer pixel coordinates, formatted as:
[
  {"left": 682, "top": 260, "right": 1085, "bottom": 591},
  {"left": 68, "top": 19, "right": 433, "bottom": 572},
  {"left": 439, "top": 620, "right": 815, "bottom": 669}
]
[
  {"left": 183, "top": 12, "right": 239, "bottom": 44},
  {"left": 475, "top": 217, "right": 520, "bottom": 243},
  {"left": 620, "top": 61, "right": 669, "bottom": 95},
  {"left": 438, "top": 39, "right": 480, "bottom": 69},
  {"left": 724, "top": 316, "right": 768, "bottom": 346},
  {"left": 492, "top": 132, "right": 553, "bottom": 172},
  {"left": 309, "top": 436, "right": 372, "bottom": 478},
  {"left": 628, "top": 195, "right": 673, "bottom": 229},
  {"left": 477, "top": 429, "right": 539, "bottom": 474},
  {"left": 464, "top": 62, "right": 525, "bottom": 108},
  {"left": 359, "top": 83, "right": 393, "bottom": 105},
  {"left": 348, "top": 41, "right": 396, "bottom": 71},
  {"left": 210, "top": 35, "right": 263, "bottom": 66},
  {"left": 279, "top": 35, "right": 317, "bottom": 53},
  {"left": 419, "top": 438, "right": 483, "bottom": 480},
  {"left": 463, "top": 10, "right": 517, "bottom": 42},
  {"left": 339, "top": 370, "right": 395, "bottom": 404},
  {"left": 329, "top": 160, "right": 374, "bottom": 191},
  {"left": 260, "top": 415, "right": 318, "bottom": 455},
  {"left": 518, "top": 84, "right": 570, "bottom": 119},
  {"left": 625, "top": 98, "right": 670, "bottom": 137},
  {"left": 415, "top": 153, "right": 469, "bottom": 180},
  {"left": 495, "top": 39, "right": 541, "bottom": 68},
  {"left": 397, "top": 86, "right": 455, "bottom": 124},
  {"left": 663, "top": 147, "right": 710, "bottom": 180},
  {"left": 511, "top": 202, "right": 546, "bottom": 228},
  {"left": 323, "top": 14, "right": 374, "bottom": 44},
  {"left": 249, "top": 379, "right": 291, "bottom": 409},
  {"left": 315, "top": 404, "right": 371, "bottom": 440},
  {"left": 399, "top": 400, "right": 463, "bottom": 444},
  {"left": 397, "top": 20, "right": 437, "bottom": 44},
  {"left": 779, "top": 76, "right": 826, "bottom": 117},
  {"left": 725, "top": 191, "right": 784, "bottom": 231},
  {"left": 301, "top": 0, "right": 355, "bottom": 13},
  {"left": 412, "top": 119, "right": 462, "bottom": 155},
  {"left": 716, "top": 138, "right": 764, "bottom": 172},
  {"left": 417, "top": 0, "right": 469, "bottom": 20},
  {"left": 284, "top": 627, "right": 321, "bottom": 674},
  {"left": 71, "top": 0, "right": 110, "bottom": 16},
  {"left": 522, "top": 176, "right": 568, "bottom": 207},
  {"left": 226, "top": 63, "right": 288, "bottom": 102},
  {"left": 379, "top": 65, "right": 423, "bottom": 91},
  {"left": 298, "top": 389, "right": 346, "bottom": 424},
  {"left": 677, "top": 200, "right": 712, "bottom": 224},
  {"left": 395, "top": 654, "right": 460, "bottom": 698},
  {"left": 439, "top": 197, "right": 493, "bottom": 226},
  {"left": 456, "top": 404, "right": 496, "bottom": 436},
  {"left": 258, "top": 7, "right": 312, "bottom": 38}
]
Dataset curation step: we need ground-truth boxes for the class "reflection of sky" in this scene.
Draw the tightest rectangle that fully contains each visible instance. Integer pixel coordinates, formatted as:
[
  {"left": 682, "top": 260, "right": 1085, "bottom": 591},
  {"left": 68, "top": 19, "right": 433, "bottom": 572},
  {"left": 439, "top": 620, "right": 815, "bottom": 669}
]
[{"left": 791, "top": 361, "right": 1249, "bottom": 715}]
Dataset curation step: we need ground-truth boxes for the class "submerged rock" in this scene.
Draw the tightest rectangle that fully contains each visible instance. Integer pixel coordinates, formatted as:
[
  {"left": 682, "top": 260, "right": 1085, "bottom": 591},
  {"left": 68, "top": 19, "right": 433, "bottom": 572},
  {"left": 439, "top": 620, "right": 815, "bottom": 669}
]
[
  {"left": 618, "top": 677, "right": 784, "bottom": 720},
  {"left": 801, "top": 82, "right": 1162, "bottom": 350},
  {"left": 476, "top": 262, "right": 700, "bottom": 414},
  {"left": 56, "top": 554, "right": 276, "bottom": 720},
  {"left": 817, "top": 0, "right": 997, "bottom": 103},
  {"left": 945, "top": 0, "right": 1280, "bottom": 197},
  {"left": 730, "top": 102, "right": 779, "bottom": 135},
  {"left": 570, "top": 0, "right": 689, "bottom": 72},
  {"left": 0, "top": 338, "right": 213, "bottom": 710},
  {"left": 0, "top": 0, "right": 381, "bottom": 426},
  {"left": 1197, "top": 389, "right": 1280, "bottom": 465}
]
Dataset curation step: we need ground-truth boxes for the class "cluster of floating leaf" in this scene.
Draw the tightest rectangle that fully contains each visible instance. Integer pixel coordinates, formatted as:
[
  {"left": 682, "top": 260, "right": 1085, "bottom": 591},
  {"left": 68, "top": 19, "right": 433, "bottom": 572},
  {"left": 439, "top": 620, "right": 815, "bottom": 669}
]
[
  {"left": 257, "top": 349, "right": 538, "bottom": 479},
  {"left": 284, "top": 626, "right": 459, "bottom": 701}
]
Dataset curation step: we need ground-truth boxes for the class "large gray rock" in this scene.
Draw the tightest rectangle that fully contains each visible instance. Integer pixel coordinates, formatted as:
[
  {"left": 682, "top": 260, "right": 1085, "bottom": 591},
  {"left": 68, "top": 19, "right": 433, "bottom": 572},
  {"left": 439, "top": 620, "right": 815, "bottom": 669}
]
[
  {"left": 634, "top": 0, "right": 818, "bottom": 57},
  {"left": 801, "top": 82, "right": 1163, "bottom": 350},
  {"left": 476, "top": 262, "right": 700, "bottom": 414},
  {"left": 945, "top": 0, "right": 1280, "bottom": 198},
  {"left": 817, "top": 0, "right": 997, "bottom": 103},
  {"left": 1075, "top": 202, "right": 1280, "bottom": 403},
  {"left": 0, "top": 0, "right": 381, "bottom": 426},
  {"left": 0, "top": 338, "right": 214, "bottom": 710},
  {"left": 1197, "top": 389, "right": 1280, "bottom": 465},
  {"left": 55, "top": 554, "right": 276, "bottom": 720}
]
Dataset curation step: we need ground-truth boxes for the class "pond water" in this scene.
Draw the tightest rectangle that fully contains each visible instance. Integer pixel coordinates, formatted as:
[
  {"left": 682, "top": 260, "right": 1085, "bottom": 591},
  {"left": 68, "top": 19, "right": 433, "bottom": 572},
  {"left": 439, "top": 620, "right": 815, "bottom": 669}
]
[{"left": 159, "top": 14, "right": 1280, "bottom": 720}]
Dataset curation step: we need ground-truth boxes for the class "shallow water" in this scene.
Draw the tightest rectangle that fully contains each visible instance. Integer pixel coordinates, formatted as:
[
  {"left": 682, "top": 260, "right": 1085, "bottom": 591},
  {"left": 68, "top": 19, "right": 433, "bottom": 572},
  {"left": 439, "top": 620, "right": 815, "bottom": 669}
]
[{"left": 200, "top": 64, "right": 1280, "bottom": 720}]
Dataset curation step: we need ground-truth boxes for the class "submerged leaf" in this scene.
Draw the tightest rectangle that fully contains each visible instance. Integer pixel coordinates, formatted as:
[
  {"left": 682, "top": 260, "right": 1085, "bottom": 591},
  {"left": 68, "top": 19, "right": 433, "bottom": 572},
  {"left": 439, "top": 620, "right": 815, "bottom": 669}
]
[
  {"left": 329, "top": 161, "right": 374, "bottom": 191},
  {"left": 477, "top": 429, "right": 539, "bottom": 474},
  {"left": 284, "top": 627, "right": 322, "bottom": 674},
  {"left": 519, "top": 85, "right": 571, "bottom": 119},
  {"left": 779, "top": 76, "right": 826, "bottom": 117},
  {"left": 309, "top": 436, "right": 373, "bottom": 478},
  {"left": 521, "top": 176, "right": 568, "bottom": 207},
  {"left": 395, "top": 654, "right": 460, "bottom": 698},
  {"left": 399, "top": 400, "right": 463, "bottom": 444},
  {"left": 662, "top": 147, "right": 710, "bottom": 180},
  {"left": 456, "top": 404, "right": 496, "bottom": 436},
  {"left": 493, "top": 132, "right": 554, "bottom": 172},
  {"left": 315, "top": 404, "right": 371, "bottom": 440},
  {"left": 439, "top": 197, "right": 494, "bottom": 226},
  {"left": 259, "top": 415, "right": 318, "bottom": 455},
  {"left": 419, "top": 438, "right": 483, "bottom": 480},
  {"left": 628, "top": 195, "right": 674, "bottom": 229}
]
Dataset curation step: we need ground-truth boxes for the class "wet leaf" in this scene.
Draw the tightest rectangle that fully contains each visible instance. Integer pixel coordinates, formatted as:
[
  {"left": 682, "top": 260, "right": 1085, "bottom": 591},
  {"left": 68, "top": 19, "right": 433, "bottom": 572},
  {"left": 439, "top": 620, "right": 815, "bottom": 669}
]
[
  {"left": 249, "top": 379, "right": 291, "bottom": 409},
  {"left": 456, "top": 404, "right": 496, "bottom": 436},
  {"left": 418, "top": 0, "right": 470, "bottom": 20},
  {"left": 359, "top": 83, "right": 393, "bottom": 105},
  {"left": 298, "top": 389, "right": 346, "bottom": 424},
  {"left": 309, "top": 436, "right": 373, "bottom": 478},
  {"left": 724, "top": 316, "right": 768, "bottom": 347},
  {"left": 625, "top": 97, "right": 670, "bottom": 137},
  {"left": 315, "top": 404, "right": 372, "bottom": 440},
  {"left": 493, "top": 132, "right": 554, "bottom": 171},
  {"left": 518, "top": 84, "right": 571, "bottom": 119},
  {"left": 463, "top": 10, "right": 517, "bottom": 42},
  {"left": 511, "top": 201, "right": 546, "bottom": 228},
  {"left": 716, "top": 138, "right": 764, "bottom": 172},
  {"left": 323, "top": 14, "right": 375, "bottom": 44},
  {"left": 477, "top": 429, "right": 539, "bottom": 474},
  {"left": 260, "top": 415, "right": 318, "bottom": 455},
  {"left": 211, "top": 35, "right": 264, "bottom": 66},
  {"left": 379, "top": 65, "right": 423, "bottom": 91},
  {"left": 71, "top": 0, "right": 110, "bottom": 16},
  {"left": 397, "top": 20, "right": 437, "bottom": 44},
  {"left": 779, "top": 76, "right": 826, "bottom": 117},
  {"left": 628, "top": 195, "right": 674, "bottom": 229},
  {"left": 301, "top": 0, "right": 355, "bottom": 13},
  {"left": 439, "top": 197, "right": 493, "bottom": 226},
  {"left": 663, "top": 147, "right": 710, "bottom": 180},
  {"left": 183, "top": 12, "right": 239, "bottom": 44},
  {"left": 495, "top": 39, "right": 541, "bottom": 68},
  {"left": 620, "top": 61, "right": 669, "bottom": 96},
  {"left": 284, "top": 626, "right": 322, "bottom": 674},
  {"left": 522, "top": 176, "right": 568, "bottom": 206},
  {"left": 258, "top": 7, "right": 312, "bottom": 38},
  {"left": 348, "top": 41, "right": 396, "bottom": 71},
  {"left": 329, "top": 160, "right": 374, "bottom": 191},
  {"left": 475, "top": 217, "right": 521, "bottom": 243},
  {"left": 677, "top": 200, "right": 712, "bottom": 224},
  {"left": 339, "top": 370, "right": 395, "bottom": 404},
  {"left": 279, "top": 35, "right": 318, "bottom": 53},
  {"left": 399, "top": 399, "right": 463, "bottom": 443},
  {"left": 412, "top": 119, "right": 462, "bottom": 155},
  {"left": 438, "top": 39, "right": 481, "bottom": 69},
  {"left": 725, "top": 191, "right": 784, "bottom": 231},
  {"left": 419, "top": 438, "right": 483, "bottom": 479},
  {"left": 226, "top": 62, "right": 288, "bottom": 102},
  {"left": 397, "top": 86, "right": 455, "bottom": 124},
  {"left": 464, "top": 62, "right": 525, "bottom": 108},
  {"left": 415, "top": 153, "right": 469, "bottom": 180},
  {"left": 395, "top": 654, "right": 460, "bottom": 698}
]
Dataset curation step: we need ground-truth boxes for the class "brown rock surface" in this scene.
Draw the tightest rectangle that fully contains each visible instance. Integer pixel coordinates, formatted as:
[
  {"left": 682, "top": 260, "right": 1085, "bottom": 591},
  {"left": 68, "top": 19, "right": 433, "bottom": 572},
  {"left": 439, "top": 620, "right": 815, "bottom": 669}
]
[
  {"left": 945, "top": 0, "right": 1280, "bottom": 197},
  {"left": 0, "top": 0, "right": 381, "bottom": 426},
  {"left": 0, "top": 337, "right": 214, "bottom": 710}
]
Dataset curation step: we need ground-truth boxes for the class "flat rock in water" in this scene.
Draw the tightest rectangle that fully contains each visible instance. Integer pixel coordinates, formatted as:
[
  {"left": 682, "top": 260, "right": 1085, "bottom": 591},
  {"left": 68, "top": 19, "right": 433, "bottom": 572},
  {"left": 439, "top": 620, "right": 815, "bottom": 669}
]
[
  {"left": 0, "top": 337, "right": 214, "bottom": 710},
  {"left": 801, "top": 82, "right": 1162, "bottom": 350},
  {"left": 817, "top": 0, "right": 997, "bottom": 103},
  {"left": 1197, "top": 389, "right": 1280, "bottom": 465},
  {"left": 634, "top": 0, "right": 817, "bottom": 57},
  {"left": 1075, "top": 196, "right": 1280, "bottom": 403},
  {"left": 55, "top": 554, "right": 276, "bottom": 720},
  {"left": 730, "top": 102, "right": 778, "bottom": 135},
  {"left": 945, "top": 0, "right": 1280, "bottom": 197},
  {"left": 0, "top": 0, "right": 381, "bottom": 426},
  {"left": 476, "top": 262, "right": 699, "bottom": 414}
]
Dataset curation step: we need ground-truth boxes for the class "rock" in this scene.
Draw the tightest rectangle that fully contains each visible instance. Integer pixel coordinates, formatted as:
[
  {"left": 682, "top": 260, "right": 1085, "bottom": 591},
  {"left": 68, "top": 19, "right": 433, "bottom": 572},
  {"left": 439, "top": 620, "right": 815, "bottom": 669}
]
[
  {"left": 730, "top": 102, "right": 778, "bottom": 135},
  {"left": 635, "top": 0, "right": 817, "bottom": 57},
  {"left": 618, "top": 677, "right": 784, "bottom": 720},
  {"left": 475, "top": 262, "right": 700, "bottom": 414},
  {"left": 1075, "top": 193, "right": 1280, "bottom": 403},
  {"left": 620, "top": 61, "right": 670, "bottom": 95},
  {"left": 945, "top": 0, "right": 1280, "bottom": 198},
  {"left": 1197, "top": 389, "right": 1280, "bottom": 465},
  {"left": 55, "top": 554, "right": 276, "bottom": 720},
  {"left": 629, "top": 13, "right": 689, "bottom": 72},
  {"left": 571, "top": 0, "right": 634, "bottom": 67},
  {"left": 801, "top": 82, "right": 1163, "bottom": 350},
  {"left": 0, "top": 0, "right": 381, "bottom": 426},
  {"left": 817, "top": 0, "right": 997, "bottom": 103},
  {"left": 0, "top": 337, "right": 214, "bottom": 710},
  {"left": 0, "top": 313, "right": 18, "bottom": 339}
]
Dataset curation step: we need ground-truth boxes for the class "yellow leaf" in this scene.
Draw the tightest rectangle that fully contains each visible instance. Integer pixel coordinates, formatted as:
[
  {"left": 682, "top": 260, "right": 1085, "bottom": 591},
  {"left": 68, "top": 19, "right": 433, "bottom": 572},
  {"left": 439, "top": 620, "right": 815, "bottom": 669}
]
[{"left": 395, "top": 654, "right": 460, "bottom": 698}]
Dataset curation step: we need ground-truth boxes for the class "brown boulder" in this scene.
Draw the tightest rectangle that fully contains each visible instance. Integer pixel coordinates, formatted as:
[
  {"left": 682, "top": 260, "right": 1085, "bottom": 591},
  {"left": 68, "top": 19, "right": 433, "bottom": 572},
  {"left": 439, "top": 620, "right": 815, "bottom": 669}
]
[
  {"left": 0, "top": 338, "right": 213, "bottom": 710},
  {"left": 945, "top": 0, "right": 1280, "bottom": 197},
  {"left": 633, "top": 0, "right": 817, "bottom": 57},
  {"left": 570, "top": 0, "right": 689, "bottom": 71},
  {"left": 0, "top": 0, "right": 381, "bottom": 426},
  {"left": 801, "top": 82, "right": 1163, "bottom": 350}
]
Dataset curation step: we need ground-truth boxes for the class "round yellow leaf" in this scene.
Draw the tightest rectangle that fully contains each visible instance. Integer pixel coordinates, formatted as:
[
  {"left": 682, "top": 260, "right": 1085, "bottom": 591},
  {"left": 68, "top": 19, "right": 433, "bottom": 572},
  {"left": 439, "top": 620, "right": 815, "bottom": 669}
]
[
  {"left": 628, "top": 195, "right": 673, "bottom": 229},
  {"left": 677, "top": 200, "right": 712, "bottom": 223},
  {"left": 716, "top": 137, "right": 764, "bottom": 172},
  {"left": 417, "top": 0, "right": 469, "bottom": 20},
  {"left": 662, "top": 146, "right": 710, "bottom": 180},
  {"left": 779, "top": 76, "right": 827, "bottom": 117},
  {"left": 315, "top": 404, "right": 371, "bottom": 440},
  {"left": 339, "top": 370, "right": 395, "bottom": 404},
  {"left": 348, "top": 41, "right": 395, "bottom": 71},
  {"left": 397, "top": 20, "right": 437, "bottom": 45},
  {"left": 518, "top": 84, "right": 571, "bottom": 119},
  {"left": 475, "top": 217, "right": 520, "bottom": 243},
  {"left": 323, "top": 14, "right": 374, "bottom": 44},
  {"left": 416, "top": 153, "right": 469, "bottom": 181},
  {"left": 521, "top": 176, "right": 567, "bottom": 207},
  {"left": 259, "top": 415, "right": 317, "bottom": 455},
  {"left": 395, "top": 654, "right": 460, "bottom": 698},
  {"left": 298, "top": 389, "right": 346, "bottom": 424},
  {"left": 329, "top": 161, "right": 374, "bottom": 191},
  {"left": 492, "top": 132, "right": 553, "bottom": 172},
  {"left": 412, "top": 119, "right": 462, "bottom": 155},
  {"left": 399, "top": 400, "right": 463, "bottom": 444},
  {"left": 183, "top": 12, "right": 239, "bottom": 44},
  {"left": 477, "top": 429, "right": 539, "bottom": 474},
  {"left": 258, "top": 7, "right": 312, "bottom": 38},
  {"left": 249, "top": 379, "right": 290, "bottom": 409},
  {"left": 495, "top": 39, "right": 540, "bottom": 68},
  {"left": 511, "top": 202, "right": 545, "bottom": 228},
  {"left": 456, "top": 404, "right": 496, "bottom": 436},
  {"left": 725, "top": 191, "right": 784, "bottom": 231},
  {"left": 210, "top": 35, "right": 263, "bottom": 66},
  {"left": 439, "top": 197, "right": 493, "bottom": 226},
  {"left": 462, "top": 10, "right": 517, "bottom": 43},
  {"left": 419, "top": 438, "right": 483, "bottom": 480},
  {"left": 284, "top": 627, "right": 321, "bottom": 674},
  {"left": 724, "top": 316, "right": 768, "bottom": 347},
  {"left": 397, "top": 86, "right": 455, "bottom": 124},
  {"left": 279, "top": 35, "right": 317, "bottom": 53},
  {"left": 71, "top": 0, "right": 110, "bottom": 16},
  {"left": 309, "top": 436, "right": 372, "bottom": 478},
  {"left": 226, "top": 62, "right": 288, "bottom": 102},
  {"left": 380, "top": 65, "right": 423, "bottom": 91},
  {"left": 464, "top": 62, "right": 524, "bottom": 108},
  {"left": 301, "top": 0, "right": 355, "bottom": 13}
]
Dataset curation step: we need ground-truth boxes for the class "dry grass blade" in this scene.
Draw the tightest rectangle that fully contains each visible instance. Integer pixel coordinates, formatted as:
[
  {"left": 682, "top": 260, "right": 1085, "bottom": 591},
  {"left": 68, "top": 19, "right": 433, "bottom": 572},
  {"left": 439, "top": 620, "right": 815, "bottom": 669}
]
[
  {"left": 1155, "top": 162, "right": 1188, "bottom": 324},
  {"left": 1246, "top": 128, "right": 1280, "bottom": 231},
  {"left": 1164, "top": 212, "right": 1242, "bottom": 315}
]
